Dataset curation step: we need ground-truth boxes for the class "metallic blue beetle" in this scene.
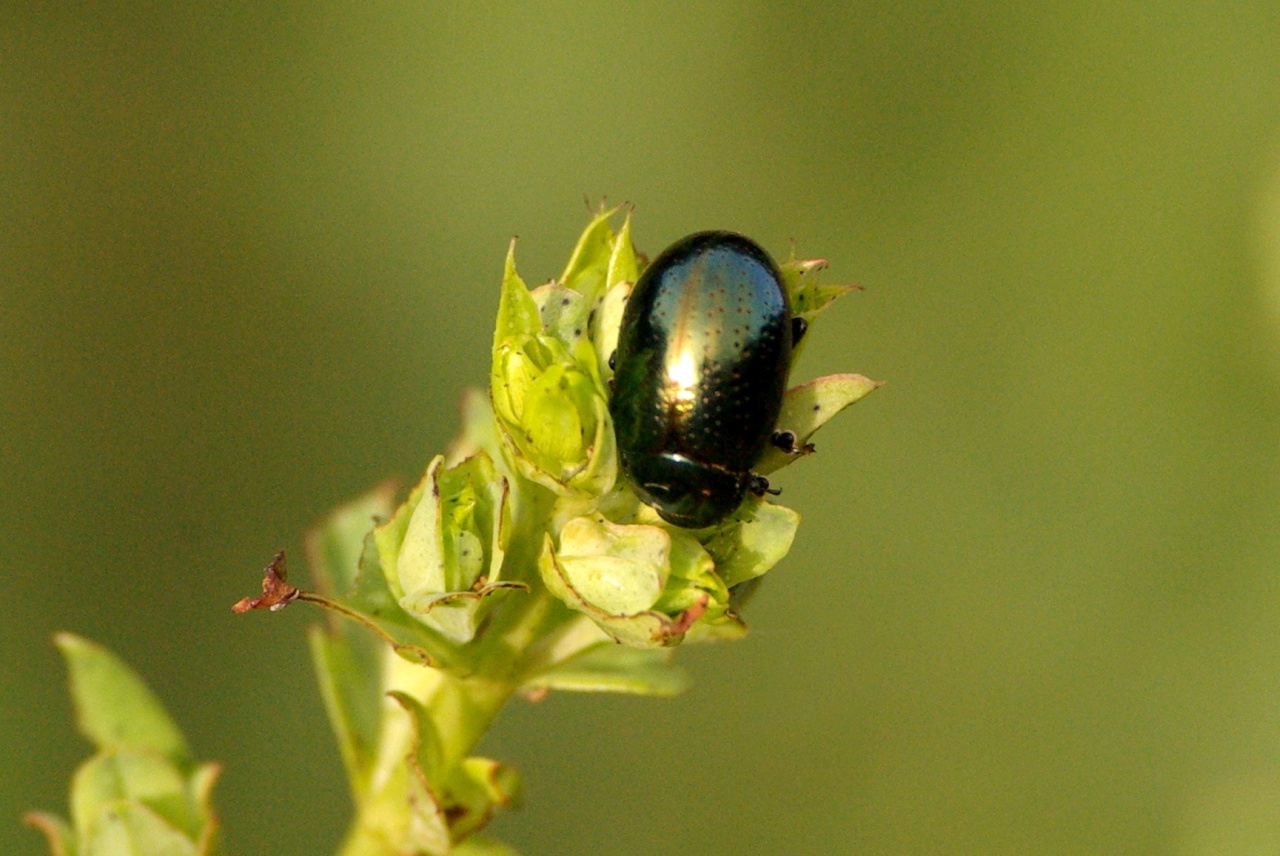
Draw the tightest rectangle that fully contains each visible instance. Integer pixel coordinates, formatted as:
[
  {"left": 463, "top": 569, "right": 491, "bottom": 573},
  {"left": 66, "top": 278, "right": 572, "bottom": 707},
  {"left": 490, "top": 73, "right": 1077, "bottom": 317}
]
[{"left": 609, "top": 231, "right": 799, "bottom": 528}]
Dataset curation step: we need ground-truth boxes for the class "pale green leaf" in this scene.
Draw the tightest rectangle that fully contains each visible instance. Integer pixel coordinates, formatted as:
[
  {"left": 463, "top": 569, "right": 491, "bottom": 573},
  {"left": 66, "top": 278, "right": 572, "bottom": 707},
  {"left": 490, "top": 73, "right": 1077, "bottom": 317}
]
[
  {"left": 355, "top": 676, "right": 518, "bottom": 855},
  {"left": 593, "top": 280, "right": 632, "bottom": 384},
  {"left": 779, "top": 255, "right": 856, "bottom": 322},
  {"left": 81, "top": 802, "right": 196, "bottom": 856},
  {"left": 345, "top": 528, "right": 453, "bottom": 668},
  {"left": 55, "top": 635, "right": 190, "bottom": 766},
  {"left": 189, "top": 764, "right": 221, "bottom": 856},
  {"left": 400, "top": 583, "right": 526, "bottom": 644},
  {"left": 531, "top": 283, "right": 593, "bottom": 353},
  {"left": 388, "top": 691, "right": 445, "bottom": 782},
  {"left": 606, "top": 212, "right": 639, "bottom": 292},
  {"left": 756, "top": 373, "right": 882, "bottom": 474},
  {"left": 379, "top": 452, "right": 518, "bottom": 642},
  {"left": 375, "top": 469, "right": 432, "bottom": 602},
  {"left": 558, "top": 206, "right": 619, "bottom": 304},
  {"left": 307, "top": 626, "right": 383, "bottom": 797},
  {"left": 393, "top": 456, "right": 449, "bottom": 596},
  {"left": 705, "top": 501, "right": 801, "bottom": 588},
  {"left": 492, "top": 241, "right": 540, "bottom": 348},
  {"left": 71, "top": 750, "right": 196, "bottom": 842},
  {"left": 540, "top": 535, "right": 706, "bottom": 648},
  {"left": 524, "top": 643, "right": 690, "bottom": 696},
  {"left": 304, "top": 488, "right": 399, "bottom": 797},
  {"left": 555, "top": 516, "right": 670, "bottom": 614},
  {"left": 447, "top": 757, "right": 521, "bottom": 842}
]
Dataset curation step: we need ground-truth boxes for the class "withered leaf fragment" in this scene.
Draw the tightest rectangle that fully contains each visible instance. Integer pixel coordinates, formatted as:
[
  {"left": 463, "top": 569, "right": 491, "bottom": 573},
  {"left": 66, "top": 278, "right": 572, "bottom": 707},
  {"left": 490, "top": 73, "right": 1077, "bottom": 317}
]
[{"left": 231, "top": 551, "right": 299, "bottom": 613}]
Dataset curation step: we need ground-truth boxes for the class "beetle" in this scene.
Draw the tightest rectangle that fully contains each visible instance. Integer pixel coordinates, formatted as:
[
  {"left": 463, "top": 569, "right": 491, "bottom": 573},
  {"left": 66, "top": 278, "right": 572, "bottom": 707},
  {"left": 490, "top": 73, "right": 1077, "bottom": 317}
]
[{"left": 608, "top": 231, "right": 805, "bottom": 528}]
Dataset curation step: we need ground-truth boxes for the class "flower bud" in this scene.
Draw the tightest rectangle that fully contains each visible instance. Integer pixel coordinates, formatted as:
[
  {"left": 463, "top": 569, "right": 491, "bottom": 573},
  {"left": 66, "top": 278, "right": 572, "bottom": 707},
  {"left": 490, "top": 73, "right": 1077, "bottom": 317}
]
[
  {"left": 490, "top": 245, "right": 616, "bottom": 498},
  {"left": 376, "top": 452, "right": 521, "bottom": 643}
]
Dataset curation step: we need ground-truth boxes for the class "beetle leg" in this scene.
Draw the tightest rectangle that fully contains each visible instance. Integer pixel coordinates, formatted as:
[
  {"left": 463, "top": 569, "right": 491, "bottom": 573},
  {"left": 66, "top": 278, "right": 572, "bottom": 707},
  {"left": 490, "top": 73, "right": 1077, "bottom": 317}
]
[
  {"left": 771, "top": 430, "right": 815, "bottom": 456},
  {"left": 748, "top": 474, "right": 781, "bottom": 497}
]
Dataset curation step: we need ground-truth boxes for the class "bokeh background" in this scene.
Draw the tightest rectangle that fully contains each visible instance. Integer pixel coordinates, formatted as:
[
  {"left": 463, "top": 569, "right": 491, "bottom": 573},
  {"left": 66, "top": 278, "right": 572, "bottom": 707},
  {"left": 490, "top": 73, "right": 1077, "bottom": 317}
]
[{"left": 6, "top": 4, "right": 1280, "bottom": 854}]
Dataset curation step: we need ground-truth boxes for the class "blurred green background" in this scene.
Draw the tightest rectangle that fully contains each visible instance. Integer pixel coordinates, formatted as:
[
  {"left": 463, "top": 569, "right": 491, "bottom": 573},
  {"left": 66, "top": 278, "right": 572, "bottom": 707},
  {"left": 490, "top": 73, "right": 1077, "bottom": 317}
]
[{"left": 5, "top": 3, "right": 1280, "bottom": 854}]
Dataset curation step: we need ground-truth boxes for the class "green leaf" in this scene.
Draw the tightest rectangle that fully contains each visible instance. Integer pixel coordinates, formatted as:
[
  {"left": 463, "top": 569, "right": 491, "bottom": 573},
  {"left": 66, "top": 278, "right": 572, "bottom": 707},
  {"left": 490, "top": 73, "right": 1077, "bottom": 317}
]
[
  {"left": 605, "top": 212, "right": 640, "bottom": 293},
  {"left": 55, "top": 634, "right": 190, "bottom": 766},
  {"left": 188, "top": 764, "right": 221, "bottom": 856},
  {"left": 580, "top": 212, "right": 642, "bottom": 385},
  {"left": 655, "top": 529, "right": 741, "bottom": 643},
  {"left": 375, "top": 471, "right": 431, "bottom": 603},
  {"left": 404, "top": 453, "right": 507, "bottom": 596},
  {"left": 307, "top": 626, "right": 383, "bottom": 797},
  {"left": 660, "top": 526, "right": 721, "bottom": 589},
  {"left": 683, "top": 610, "right": 749, "bottom": 643},
  {"left": 71, "top": 750, "right": 197, "bottom": 842},
  {"left": 344, "top": 527, "right": 452, "bottom": 668},
  {"left": 388, "top": 692, "right": 446, "bottom": 783},
  {"left": 755, "top": 373, "right": 882, "bottom": 475},
  {"left": 540, "top": 534, "right": 707, "bottom": 648},
  {"left": 401, "top": 584, "right": 526, "bottom": 645},
  {"left": 524, "top": 365, "right": 591, "bottom": 469},
  {"left": 304, "top": 486, "right": 400, "bottom": 796},
  {"left": 391, "top": 456, "right": 452, "bottom": 596},
  {"left": 447, "top": 757, "right": 521, "bottom": 842},
  {"left": 778, "top": 254, "right": 859, "bottom": 365},
  {"left": 558, "top": 206, "right": 619, "bottom": 305},
  {"left": 779, "top": 255, "right": 857, "bottom": 321},
  {"left": 398, "top": 772, "right": 453, "bottom": 856},
  {"left": 493, "top": 240, "right": 541, "bottom": 348},
  {"left": 704, "top": 500, "right": 801, "bottom": 588},
  {"left": 377, "top": 453, "right": 522, "bottom": 643},
  {"left": 81, "top": 802, "right": 196, "bottom": 856},
  {"left": 532, "top": 284, "right": 594, "bottom": 355},
  {"left": 34, "top": 637, "right": 220, "bottom": 856},
  {"left": 339, "top": 689, "right": 452, "bottom": 856},
  {"left": 592, "top": 279, "right": 632, "bottom": 385},
  {"left": 491, "top": 335, "right": 618, "bottom": 497},
  {"left": 313, "top": 521, "right": 447, "bottom": 727},
  {"left": 553, "top": 516, "right": 671, "bottom": 615},
  {"left": 524, "top": 643, "right": 690, "bottom": 696},
  {"left": 387, "top": 690, "right": 519, "bottom": 852}
]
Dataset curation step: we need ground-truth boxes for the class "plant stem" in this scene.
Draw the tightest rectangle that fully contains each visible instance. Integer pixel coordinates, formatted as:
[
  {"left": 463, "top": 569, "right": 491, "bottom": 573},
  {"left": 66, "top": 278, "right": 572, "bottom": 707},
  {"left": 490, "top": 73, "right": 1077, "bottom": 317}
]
[
  {"left": 333, "top": 667, "right": 517, "bottom": 856},
  {"left": 333, "top": 521, "right": 563, "bottom": 856}
]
